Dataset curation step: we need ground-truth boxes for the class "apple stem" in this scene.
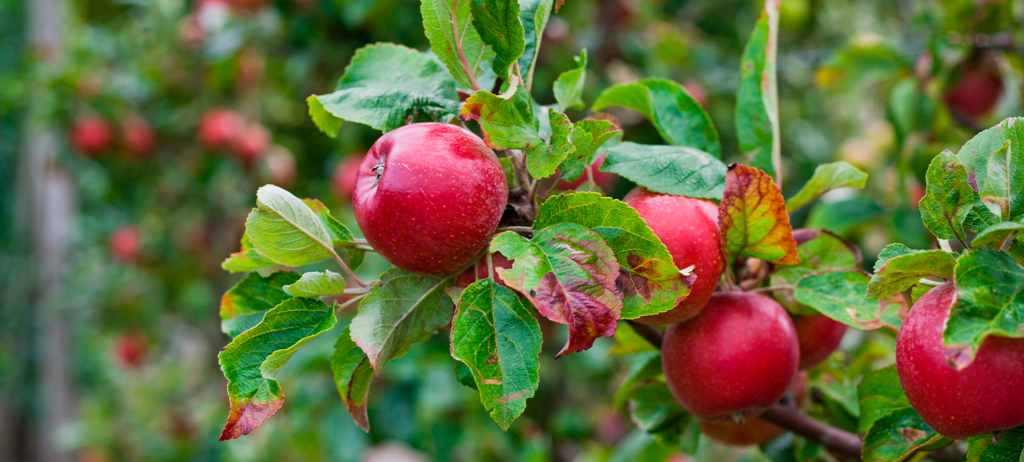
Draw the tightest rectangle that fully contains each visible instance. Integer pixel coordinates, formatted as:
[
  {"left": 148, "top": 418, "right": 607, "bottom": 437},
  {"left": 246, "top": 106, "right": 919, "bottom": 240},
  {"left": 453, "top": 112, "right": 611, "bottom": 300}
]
[
  {"left": 334, "top": 293, "right": 367, "bottom": 314},
  {"left": 587, "top": 163, "right": 596, "bottom": 192},
  {"left": 329, "top": 248, "right": 368, "bottom": 288},
  {"left": 507, "top": 150, "right": 532, "bottom": 191},
  {"left": 496, "top": 226, "right": 535, "bottom": 234}
]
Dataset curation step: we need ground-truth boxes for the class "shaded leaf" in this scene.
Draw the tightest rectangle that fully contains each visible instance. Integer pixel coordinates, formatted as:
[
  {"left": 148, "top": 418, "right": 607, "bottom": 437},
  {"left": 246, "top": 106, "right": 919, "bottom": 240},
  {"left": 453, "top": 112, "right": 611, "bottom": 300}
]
[
  {"left": 592, "top": 78, "right": 720, "bottom": 156},
  {"left": 957, "top": 117, "right": 1023, "bottom": 195},
  {"left": 421, "top": 0, "right": 495, "bottom": 90},
  {"left": 470, "top": 0, "right": 525, "bottom": 78},
  {"left": 451, "top": 279, "right": 542, "bottom": 429},
  {"left": 534, "top": 192, "right": 693, "bottom": 319},
  {"left": 218, "top": 298, "right": 337, "bottom": 440},
  {"left": 306, "top": 44, "right": 461, "bottom": 134},
  {"left": 524, "top": 109, "right": 575, "bottom": 179},
  {"left": 560, "top": 118, "right": 620, "bottom": 183},
  {"left": 454, "top": 361, "right": 478, "bottom": 390},
  {"left": 628, "top": 382, "right": 692, "bottom": 444},
  {"left": 517, "top": 0, "right": 554, "bottom": 87},
  {"left": 461, "top": 82, "right": 544, "bottom": 152},
  {"left": 857, "top": 365, "right": 912, "bottom": 434},
  {"left": 862, "top": 407, "right": 949, "bottom": 462},
  {"left": 608, "top": 321, "right": 657, "bottom": 356},
  {"left": 919, "top": 151, "right": 973, "bottom": 241},
  {"left": 980, "top": 120, "right": 1024, "bottom": 221},
  {"left": 350, "top": 268, "right": 454, "bottom": 372},
  {"left": 245, "top": 185, "right": 335, "bottom": 268},
  {"left": 867, "top": 249, "right": 955, "bottom": 299},
  {"left": 735, "top": 1, "right": 780, "bottom": 177},
  {"left": 553, "top": 49, "right": 587, "bottom": 111},
  {"left": 786, "top": 161, "right": 868, "bottom": 212},
  {"left": 795, "top": 271, "right": 903, "bottom": 330},
  {"left": 973, "top": 221, "right": 1024, "bottom": 249},
  {"left": 600, "top": 142, "right": 727, "bottom": 200},
  {"left": 613, "top": 351, "right": 661, "bottom": 411},
  {"left": 331, "top": 325, "right": 374, "bottom": 431},
  {"left": 720, "top": 164, "right": 800, "bottom": 266},
  {"left": 964, "top": 194, "right": 1002, "bottom": 234},
  {"left": 222, "top": 233, "right": 276, "bottom": 273},
  {"left": 491, "top": 225, "right": 622, "bottom": 357},
  {"left": 967, "top": 426, "right": 1024, "bottom": 462},
  {"left": 284, "top": 270, "right": 346, "bottom": 298},
  {"left": 220, "top": 271, "right": 300, "bottom": 337}
]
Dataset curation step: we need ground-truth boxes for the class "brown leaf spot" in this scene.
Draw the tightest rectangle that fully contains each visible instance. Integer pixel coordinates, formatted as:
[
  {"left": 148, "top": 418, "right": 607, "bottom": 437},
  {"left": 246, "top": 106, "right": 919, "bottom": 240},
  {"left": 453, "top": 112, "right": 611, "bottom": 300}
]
[
  {"left": 485, "top": 355, "right": 499, "bottom": 365},
  {"left": 900, "top": 427, "right": 928, "bottom": 442},
  {"left": 496, "top": 389, "right": 529, "bottom": 404},
  {"left": 219, "top": 388, "right": 284, "bottom": 441},
  {"left": 482, "top": 379, "right": 502, "bottom": 385}
]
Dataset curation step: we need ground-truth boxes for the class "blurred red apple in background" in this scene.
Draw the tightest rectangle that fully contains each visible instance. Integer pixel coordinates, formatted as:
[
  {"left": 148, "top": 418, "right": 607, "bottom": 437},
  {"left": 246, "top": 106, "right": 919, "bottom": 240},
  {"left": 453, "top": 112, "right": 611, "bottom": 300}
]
[
  {"left": 112, "top": 331, "right": 148, "bottom": 368},
  {"left": 108, "top": 225, "right": 142, "bottom": 264},
  {"left": 793, "top": 314, "right": 848, "bottom": 370},
  {"left": 261, "top": 146, "right": 296, "bottom": 187},
  {"left": 120, "top": 115, "right": 156, "bottom": 158},
  {"left": 944, "top": 51, "right": 1003, "bottom": 121},
  {"left": 332, "top": 155, "right": 364, "bottom": 201},
  {"left": 231, "top": 123, "right": 270, "bottom": 163},
  {"left": 197, "top": 108, "right": 243, "bottom": 151},
  {"left": 557, "top": 153, "right": 619, "bottom": 191},
  {"left": 71, "top": 115, "right": 114, "bottom": 157}
]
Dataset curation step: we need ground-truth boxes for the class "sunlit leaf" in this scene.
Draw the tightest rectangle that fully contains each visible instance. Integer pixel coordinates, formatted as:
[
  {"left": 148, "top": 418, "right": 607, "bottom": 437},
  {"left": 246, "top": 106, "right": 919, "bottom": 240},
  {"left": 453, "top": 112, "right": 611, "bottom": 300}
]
[
  {"left": 980, "top": 120, "right": 1024, "bottom": 221},
  {"left": 735, "top": 0, "right": 780, "bottom": 177},
  {"left": 421, "top": 0, "right": 495, "bottom": 90},
  {"left": 867, "top": 249, "right": 955, "bottom": 299},
  {"left": 245, "top": 185, "right": 336, "bottom": 268},
  {"left": 222, "top": 233, "right": 276, "bottom": 273},
  {"left": 220, "top": 271, "right": 300, "bottom": 337},
  {"left": 720, "top": 164, "right": 799, "bottom": 266},
  {"left": 470, "top": 0, "right": 525, "bottom": 78},
  {"left": 461, "top": 82, "right": 545, "bottom": 152},
  {"left": 957, "top": 117, "right": 1024, "bottom": 196},
  {"left": 795, "top": 270, "right": 903, "bottom": 330},
  {"left": 283, "top": 270, "right": 346, "bottom": 298},
  {"left": 858, "top": 366, "right": 950, "bottom": 462},
  {"left": 600, "top": 142, "right": 727, "bottom": 200},
  {"left": 553, "top": 49, "right": 587, "bottom": 111},
  {"left": 560, "top": 118, "right": 620, "bottom": 183},
  {"left": 524, "top": 109, "right": 575, "bottom": 179},
  {"left": 919, "top": 151, "right": 974, "bottom": 241},
  {"left": 786, "top": 162, "right": 868, "bottom": 212}
]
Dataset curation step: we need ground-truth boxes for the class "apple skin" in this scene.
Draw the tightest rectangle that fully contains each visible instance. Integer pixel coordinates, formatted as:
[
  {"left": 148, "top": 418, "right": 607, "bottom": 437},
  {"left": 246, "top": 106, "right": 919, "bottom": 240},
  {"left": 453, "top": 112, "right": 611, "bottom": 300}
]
[
  {"left": 112, "top": 332, "right": 148, "bottom": 368},
  {"left": 896, "top": 282, "right": 1024, "bottom": 439},
  {"left": 332, "top": 155, "right": 364, "bottom": 200},
  {"left": 353, "top": 123, "right": 508, "bottom": 276},
  {"left": 231, "top": 123, "right": 270, "bottom": 163},
  {"left": 109, "top": 225, "right": 143, "bottom": 264},
  {"left": 623, "top": 187, "right": 724, "bottom": 324},
  {"left": 794, "top": 314, "right": 848, "bottom": 370},
  {"left": 197, "top": 108, "right": 243, "bottom": 151},
  {"left": 662, "top": 292, "right": 799, "bottom": 421},
  {"left": 120, "top": 116, "right": 156, "bottom": 158},
  {"left": 454, "top": 252, "right": 513, "bottom": 288},
  {"left": 701, "top": 371, "right": 808, "bottom": 446},
  {"left": 557, "top": 153, "right": 619, "bottom": 191},
  {"left": 70, "top": 115, "right": 114, "bottom": 157},
  {"left": 944, "top": 56, "right": 1003, "bottom": 120}
]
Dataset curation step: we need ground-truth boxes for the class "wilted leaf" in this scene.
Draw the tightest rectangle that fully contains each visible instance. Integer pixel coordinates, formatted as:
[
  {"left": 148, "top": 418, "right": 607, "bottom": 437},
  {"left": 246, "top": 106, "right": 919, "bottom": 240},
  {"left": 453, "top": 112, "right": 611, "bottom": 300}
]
[
  {"left": 919, "top": 151, "right": 974, "bottom": 241},
  {"left": 451, "top": 279, "right": 542, "bottom": 429},
  {"left": 220, "top": 271, "right": 300, "bottom": 337},
  {"left": 491, "top": 225, "right": 622, "bottom": 357},
  {"left": 534, "top": 192, "right": 693, "bottom": 319},
  {"left": 421, "top": 0, "right": 495, "bottom": 90},
  {"left": 245, "top": 185, "right": 336, "bottom": 268},
  {"left": 554, "top": 49, "right": 587, "bottom": 111},
  {"left": 867, "top": 249, "right": 955, "bottom": 299},
  {"left": 592, "top": 78, "right": 720, "bottom": 157},
  {"left": 470, "top": 0, "right": 525, "bottom": 78},
  {"left": 223, "top": 233, "right": 277, "bottom": 273},
  {"left": 795, "top": 271, "right": 903, "bottom": 330},
  {"left": 786, "top": 162, "right": 868, "bottom": 212},
  {"left": 331, "top": 325, "right": 374, "bottom": 431},
  {"left": 720, "top": 164, "right": 799, "bottom": 266},
  {"left": 283, "top": 270, "right": 346, "bottom": 298},
  {"left": 461, "top": 82, "right": 545, "bottom": 152},
  {"left": 600, "top": 142, "right": 727, "bottom": 200},
  {"left": 218, "top": 298, "right": 337, "bottom": 440},
  {"left": 735, "top": 1, "right": 780, "bottom": 177},
  {"left": 350, "top": 268, "right": 454, "bottom": 372}
]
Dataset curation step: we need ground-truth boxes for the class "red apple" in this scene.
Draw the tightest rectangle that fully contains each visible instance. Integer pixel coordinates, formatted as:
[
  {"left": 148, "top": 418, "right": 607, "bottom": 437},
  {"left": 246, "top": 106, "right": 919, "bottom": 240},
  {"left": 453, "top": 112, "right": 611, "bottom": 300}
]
[
  {"left": 662, "top": 292, "right": 799, "bottom": 421},
  {"left": 454, "top": 252, "right": 513, "bottom": 288},
  {"left": 231, "top": 123, "right": 269, "bottom": 163},
  {"left": 197, "top": 108, "right": 243, "bottom": 151},
  {"left": 120, "top": 116, "right": 156, "bottom": 158},
  {"left": 332, "top": 155, "right": 364, "bottom": 200},
  {"left": 353, "top": 123, "right": 508, "bottom": 276},
  {"left": 70, "top": 115, "right": 113, "bottom": 157},
  {"left": 623, "top": 187, "right": 724, "bottom": 324},
  {"left": 944, "top": 52, "right": 1003, "bottom": 120},
  {"left": 896, "top": 283, "right": 1024, "bottom": 439},
  {"left": 701, "top": 371, "right": 808, "bottom": 446},
  {"left": 109, "top": 225, "right": 143, "bottom": 264},
  {"left": 112, "top": 332, "right": 148, "bottom": 368},
  {"left": 557, "top": 153, "right": 619, "bottom": 191},
  {"left": 794, "top": 314, "right": 848, "bottom": 370}
]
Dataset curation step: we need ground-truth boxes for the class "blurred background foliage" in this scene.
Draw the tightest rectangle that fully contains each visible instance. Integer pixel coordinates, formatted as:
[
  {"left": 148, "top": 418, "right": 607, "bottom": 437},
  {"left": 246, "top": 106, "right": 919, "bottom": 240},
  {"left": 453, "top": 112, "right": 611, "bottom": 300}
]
[{"left": 0, "top": 0, "right": 1020, "bottom": 461}]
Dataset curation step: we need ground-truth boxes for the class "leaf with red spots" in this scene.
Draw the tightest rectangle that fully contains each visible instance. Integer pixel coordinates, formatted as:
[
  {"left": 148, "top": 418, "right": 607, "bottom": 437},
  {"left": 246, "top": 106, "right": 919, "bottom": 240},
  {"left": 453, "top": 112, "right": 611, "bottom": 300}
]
[
  {"left": 450, "top": 278, "right": 542, "bottom": 429},
  {"left": 218, "top": 297, "right": 337, "bottom": 440},
  {"left": 220, "top": 271, "right": 300, "bottom": 337},
  {"left": 491, "top": 224, "right": 622, "bottom": 357},
  {"left": 719, "top": 164, "right": 800, "bottom": 267}
]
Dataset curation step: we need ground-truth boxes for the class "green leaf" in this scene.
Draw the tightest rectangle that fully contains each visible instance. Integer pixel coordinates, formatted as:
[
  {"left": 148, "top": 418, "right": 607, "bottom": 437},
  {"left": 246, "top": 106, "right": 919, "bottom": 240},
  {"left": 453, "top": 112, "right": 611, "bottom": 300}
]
[
  {"left": 350, "top": 267, "right": 454, "bottom": 372},
  {"left": 858, "top": 366, "right": 949, "bottom": 462},
  {"left": 517, "top": 0, "right": 554, "bottom": 87},
  {"left": 964, "top": 196, "right": 1002, "bottom": 234},
  {"left": 613, "top": 351, "right": 661, "bottom": 411},
  {"left": 553, "top": 49, "right": 587, "bottom": 111},
  {"left": 454, "top": 361, "right": 477, "bottom": 390},
  {"left": 283, "top": 270, "right": 346, "bottom": 298},
  {"left": 873, "top": 243, "right": 916, "bottom": 272},
  {"left": 421, "top": 0, "right": 495, "bottom": 90},
  {"left": 220, "top": 271, "right": 300, "bottom": 337},
  {"left": 524, "top": 109, "right": 575, "bottom": 179},
  {"left": 608, "top": 321, "right": 657, "bottom": 356},
  {"left": 600, "top": 142, "right": 727, "bottom": 200},
  {"left": 967, "top": 426, "right": 1024, "bottom": 462},
  {"left": 222, "top": 233, "right": 277, "bottom": 273},
  {"left": 491, "top": 224, "right": 622, "bottom": 357},
  {"left": 981, "top": 120, "right": 1024, "bottom": 221},
  {"left": 461, "top": 82, "right": 544, "bottom": 152},
  {"left": 957, "top": 117, "right": 1024, "bottom": 195},
  {"left": 331, "top": 325, "right": 374, "bottom": 431},
  {"left": 218, "top": 298, "right": 337, "bottom": 440},
  {"left": 592, "top": 78, "right": 720, "bottom": 157},
  {"left": 628, "top": 382, "right": 691, "bottom": 444},
  {"left": 973, "top": 222, "right": 1024, "bottom": 249},
  {"left": 245, "top": 185, "right": 336, "bottom": 268},
  {"left": 534, "top": 192, "right": 693, "bottom": 319},
  {"left": 735, "top": 2, "right": 780, "bottom": 176},
  {"left": 450, "top": 279, "right": 542, "bottom": 429},
  {"left": 943, "top": 249, "right": 1024, "bottom": 369},
  {"left": 919, "top": 151, "right": 975, "bottom": 241},
  {"left": 560, "top": 118, "right": 620, "bottom": 183},
  {"left": 720, "top": 164, "right": 800, "bottom": 266},
  {"left": 794, "top": 270, "right": 903, "bottom": 330},
  {"left": 302, "top": 198, "right": 365, "bottom": 265},
  {"left": 470, "top": 0, "right": 525, "bottom": 78},
  {"left": 786, "top": 162, "right": 869, "bottom": 212},
  {"left": 867, "top": 249, "right": 955, "bottom": 299},
  {"left": 307, "top": 44, "right": 461, "bottom": 133},
  {"left": 857, "top": 365, "right": 912, "bottom": 434}
]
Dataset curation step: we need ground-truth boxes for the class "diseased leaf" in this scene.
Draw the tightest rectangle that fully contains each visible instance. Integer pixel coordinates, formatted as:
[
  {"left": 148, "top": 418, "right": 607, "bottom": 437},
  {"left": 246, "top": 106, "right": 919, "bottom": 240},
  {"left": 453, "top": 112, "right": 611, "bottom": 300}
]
[
  {"left": 331, "top": 325, "right": 374, "bottom": 431},
  {"left": 613, "top": 351, "right": 661, "bottom": 411},
  {"left": 421, "top": 0, "right": 495, "bottom": 90},
  {"left": 223, "top": 233, "right": 276, "bottom": 273},
  {"left": 964, "top": 195, "right": 1002, "bottom": 234},
  {"left": 491, "top": 225, "right": 622, "bottom": 357},
  {"left": 874, "top": 243, "right": 916, "bottom": 272},
  {"left": 786, "top": 162, "right": 868, "bottom": 212},
  {"left": 980, "top": 120, "right": 1024, "bottom": 221},
  {"left": 306, "top": 44, "right": 461, "bottom": 134},
  {"left": 350, "top": 268, "right": 454, "bottom": 372},
  {"left": 218, "top": 298, "right": 337, "bottom": 440},
  {"left": 470, "top": 0, "right": 525, "bottom": 78},
  {"left": 451, "top": 279, "right": 542, "bottom": 429},
  {"left": 943, "top": 249, "right": 1024, "bottom": 369},
  {"left": 720, "top": 164, "right": 799, "bottom": 266},
  {"left": 919, "top": 151, "right": 974, "bottom": 241},
  {"left": 600, "top": 142, "right": 727, "bottom": 200},
  {"left": 735, "top": 1, "right": 780, "bottom": 177},
  {"left": 461, "top": 82, "right": 545, "bottom": 152},
  {"left": 525, "top": 109, "right": 575, "bottom": 179},
  {"left": 858, "top": 366, "right": 950, "bottom": 462},
  {"left": 283, "top": 270, "right": 346, "bottom": 298},
  {"left": 795, "top": 271, "right": 904, "bottom": 330},
  {"left": 957, "top": 117, "right": 1024, "bottom": 195},
  {"left": 553, "top": 49, "right": 587, "bottom": 111},
  {"left": 973, "top": 222, "right": 1024, "bottom": 249},
  {"left": 560, "top": 118, "right": 620, "bottom": 183},
  {"left": 867, "top": 249, "right": 955, "bottom": 299},
  {"left": 534, "top": 192, "right": 693, "bottom": 319},
  {"left": 592, "top": 78, "right": 720, "bottom": 157},
  {"left": 517, "top": 0, "right": 555, "bottom": 87},
  {"left": 967, "top": 426, "right": 1024, "bottom": 462},
  {"left": 245, "top": 185, "right": 336, "bottom": 268},
  {"left": 220, "top": 271, "right": 300, "bottom": 337}
]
